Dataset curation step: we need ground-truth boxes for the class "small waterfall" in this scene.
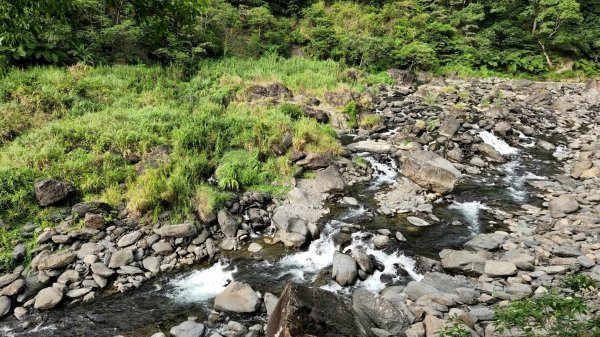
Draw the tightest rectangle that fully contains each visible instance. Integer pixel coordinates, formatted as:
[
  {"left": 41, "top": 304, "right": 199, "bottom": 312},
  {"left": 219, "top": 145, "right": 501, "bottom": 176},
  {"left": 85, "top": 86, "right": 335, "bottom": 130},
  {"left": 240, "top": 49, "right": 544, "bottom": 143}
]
[
  {"left": 479, "top": 131, "right": 519, "bottom": 155},
  {"left": 448, "top": 201, "right": 489, "bottom": 234},
  {"left": 168, "top": 261, "right": 237, "bottom": 302},
  {"left": 358, "top": 153, "right": 398, "bottom": 187},
  {"left": 500, "top": 161, "right": 547, "bottom": 201}
]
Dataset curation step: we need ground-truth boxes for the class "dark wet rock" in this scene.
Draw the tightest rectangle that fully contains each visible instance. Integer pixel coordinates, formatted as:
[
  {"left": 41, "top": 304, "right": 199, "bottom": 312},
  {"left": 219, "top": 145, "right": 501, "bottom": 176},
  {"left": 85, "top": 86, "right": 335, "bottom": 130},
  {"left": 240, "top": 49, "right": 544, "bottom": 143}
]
[
  {"left": 303, "top": 106, "right": 330, "bottom": 123},
  {"left": 245, "top": 83, "right": 292, "bottom": 101},
  {"left": 387, "top": 69, "right": 416, "bottom": 84},
  {"left": 402, "top": 150, "right": 461, "bottom": 194},
  {"left": 214, "top": 282, "right": 260, "bottom": 313},
  {"left": 12, "top": 243, "right": 26, "bottom": 262},
  {"left": 352, "top": 249, "right": 374, "bottom": 274},
  {"left": 34, "top": 178, "right": 75, "bottom": 206},
  {"left": 266, "top": 282, "right": 374, "bottom": 337},
  {"left": 332, "top": 251, "right": 358, "bottom": 286}
]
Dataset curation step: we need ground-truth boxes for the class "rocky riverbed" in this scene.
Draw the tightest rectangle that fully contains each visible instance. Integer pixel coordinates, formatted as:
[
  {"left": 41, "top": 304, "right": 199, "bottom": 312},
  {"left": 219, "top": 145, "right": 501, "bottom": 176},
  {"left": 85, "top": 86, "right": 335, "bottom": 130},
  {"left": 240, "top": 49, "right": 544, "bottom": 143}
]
[{"left": 1, "top": 75, "right": 599, "bottom": 337}]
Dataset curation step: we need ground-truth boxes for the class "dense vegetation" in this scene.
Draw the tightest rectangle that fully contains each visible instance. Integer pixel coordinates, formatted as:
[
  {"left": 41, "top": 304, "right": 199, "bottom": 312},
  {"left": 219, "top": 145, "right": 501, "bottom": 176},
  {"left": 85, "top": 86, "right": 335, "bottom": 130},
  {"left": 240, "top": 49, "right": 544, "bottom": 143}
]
[
  {"left": 0, "top": 56, "right": 377, "bottom": 267},
  {"left": 1, "top": 0, "right": 599, "bottom": 77}
]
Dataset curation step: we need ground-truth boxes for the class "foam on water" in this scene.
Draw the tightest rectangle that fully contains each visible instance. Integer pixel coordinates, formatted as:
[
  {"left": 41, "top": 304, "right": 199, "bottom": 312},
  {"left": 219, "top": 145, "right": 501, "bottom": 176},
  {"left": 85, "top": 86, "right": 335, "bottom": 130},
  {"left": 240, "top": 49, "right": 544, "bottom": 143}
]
[
  {"left": 358, "top": 154, "right": 398, "bottom": 187},
  {"left": 479, "top": 131, "right": 519, "bottom": 155},
  {"left": 448, "top": 201, "right": 489, "bottom": 233},
  {"left": 278, "top": 221, "right": 339, "bottom": 280},
  {"left": 500, "top": 161, "right": 548, "bottom": 201},
  {"left": 279, "top": 218, "right": 423, "bottom": 292},
  {"left": 168, "top": 261, "right": 237, "bottom": 302}
]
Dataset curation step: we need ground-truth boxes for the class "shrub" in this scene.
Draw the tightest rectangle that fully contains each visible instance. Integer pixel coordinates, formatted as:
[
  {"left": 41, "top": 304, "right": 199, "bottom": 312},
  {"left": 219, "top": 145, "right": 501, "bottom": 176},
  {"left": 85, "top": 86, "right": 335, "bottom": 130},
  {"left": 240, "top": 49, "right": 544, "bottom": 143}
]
[{"left": 342, "top": 101, "right": 359, "bottom": 129}]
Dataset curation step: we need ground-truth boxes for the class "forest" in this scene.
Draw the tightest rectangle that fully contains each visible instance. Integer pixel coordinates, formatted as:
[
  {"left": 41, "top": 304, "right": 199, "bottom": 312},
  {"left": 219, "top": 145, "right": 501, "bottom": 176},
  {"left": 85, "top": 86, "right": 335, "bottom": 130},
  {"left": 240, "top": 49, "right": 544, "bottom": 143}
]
[{"left": 1, "top": 0, "right": 599, "bottom": 78}]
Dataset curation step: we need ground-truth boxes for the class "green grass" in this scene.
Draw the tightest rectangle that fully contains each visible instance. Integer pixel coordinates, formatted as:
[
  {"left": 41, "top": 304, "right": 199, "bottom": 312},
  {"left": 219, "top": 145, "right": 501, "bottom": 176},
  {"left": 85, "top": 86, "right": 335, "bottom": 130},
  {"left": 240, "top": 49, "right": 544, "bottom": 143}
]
[{"left": 0, "top": 56, "right": 362, "bottom": 270}]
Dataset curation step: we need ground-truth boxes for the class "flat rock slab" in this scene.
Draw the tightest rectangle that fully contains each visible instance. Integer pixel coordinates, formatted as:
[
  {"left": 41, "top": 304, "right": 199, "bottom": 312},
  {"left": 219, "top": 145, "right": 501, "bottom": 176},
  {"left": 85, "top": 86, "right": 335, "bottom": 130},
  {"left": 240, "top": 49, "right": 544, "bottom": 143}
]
[
  {"left": 484, "top": 260, "right": 517, "bottom": 277},
  {"left": 37, "top": 252, "right": 76, "bottom": 270},
  {"left": 347, "top": 140, "right": 394, "bottom": 154}
]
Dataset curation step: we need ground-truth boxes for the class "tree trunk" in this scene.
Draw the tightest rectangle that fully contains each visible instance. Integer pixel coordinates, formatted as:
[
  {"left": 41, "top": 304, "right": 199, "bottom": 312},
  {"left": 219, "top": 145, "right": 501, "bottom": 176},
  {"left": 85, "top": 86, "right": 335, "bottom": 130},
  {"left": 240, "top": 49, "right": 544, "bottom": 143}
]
[{"left": 538, "top": 40, "right": 553, "bottom": 67}]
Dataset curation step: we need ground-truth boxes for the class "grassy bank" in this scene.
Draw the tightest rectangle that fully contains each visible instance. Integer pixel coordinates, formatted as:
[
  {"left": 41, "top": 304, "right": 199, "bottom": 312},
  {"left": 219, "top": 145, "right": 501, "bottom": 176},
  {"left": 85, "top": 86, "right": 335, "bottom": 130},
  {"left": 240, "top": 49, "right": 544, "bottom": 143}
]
[{"left": 0, "top": 56, "right": 376, "bottom": 268}]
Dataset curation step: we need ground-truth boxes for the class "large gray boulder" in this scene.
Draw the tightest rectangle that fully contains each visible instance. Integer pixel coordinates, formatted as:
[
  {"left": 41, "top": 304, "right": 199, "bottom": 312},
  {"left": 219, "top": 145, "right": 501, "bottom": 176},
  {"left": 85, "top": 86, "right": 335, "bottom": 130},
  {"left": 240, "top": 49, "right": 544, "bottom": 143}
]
[
  {"left": 217, "top": 210, "right": 239, "bottom": 238},
  {"left": 37, "top": 252, "right": 76, "bottom": 270},
  {"left": 266, "top": 282, "right": 374, "bottom": 337},
  {"left": 402, "top": 151, "right": 461, "bottom": 194},
  {"left": 34, "top": 287, "right": 63, "bottom": 309},
  {"left": 159, "top": 223, "right": 197, "bottom": 238},
  {"left": 33, "top": 178, "right": 75, "bottom": 206},
  {"left": 170, "top": 321, "right": 205, "bottom": 337},
  {"left": 315, "top": 166, "right": 346, "bottom": 193},
  {"left": 439, "top": 249, "right": 486, "bottom": 275},
  {"left": 108, "top": 249, "right": 134, "bottom": 268},
  {"left": 352, "top": 289, "right": 411, "bottom": 335},
  {"left": 548, "top": 195, "right": 579, "bottom": 218},
  {"left": 214, "top": 282, "right": 260, "bottom": 313},
  {"left": 475, "top": 144, "right": 506, "bottom": 163},
  {"left": 332, "top": 251, "right": 358, "bottom": 286}
]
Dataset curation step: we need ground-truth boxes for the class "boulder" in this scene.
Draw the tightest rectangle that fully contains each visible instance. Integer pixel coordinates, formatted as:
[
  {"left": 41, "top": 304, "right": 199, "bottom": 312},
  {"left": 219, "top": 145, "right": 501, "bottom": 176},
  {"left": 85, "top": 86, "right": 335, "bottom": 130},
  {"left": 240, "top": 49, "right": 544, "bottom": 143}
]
[
  {"left": 152, "top": 242, "right": 174, "bottom": 256},
  {"left": 159, "top": 223, "right": 197, "bottom": 238},
  {"left": 296, "top": 153, "right": 331, "bottom": 170},
  {"left": 352, "top": 289, "right": 411, "bottom": 334},
  {"left": 108, "top": 249, "right": 134, "bottom": 268},
  {"left": 332, "top": 251, "right": 358, "bottom": 286},
  {"left": 117, "top": 230, "right": 142, "bottom": 248},
  {"left": 217, "top": 211, "right": 239, "bottom": 238},
  {"left": 484, "top": 261, "right": 517, "bottom": 277},
  {"left": 34, "top": 287, "right": 63, "bottom": 309},
  {"left": 402, "top": 151, "right": 461, "bottom": 194},
  {"left": 84, "top": 213, "right": 105, "bottom": 230},
  {"left": 91, "top": 263, "right": 115, "bottom": 277},
  {"left": 475, "top": 144, "right": 506, "bottom": 163},
  {"left": 464, "top": 233, "right": 506, "bottom": 251},
  {"left": 1, "top": 279, "right": 25, "bottom": 296},
  {"left": 438, "top": 118, "right": 461, "bottom": 138},
  {"left": 214, "top": 282, "right": 260, "bottom": 313},
  {"left": 266, "top": 282, "right": 374, "bottom": 337},
  {"left": 439, "top": 249, "right": 486, "bottom": 275},
  {"left": 315, "top": 166, "right": 346, "bottom": 193},
  {"left": 170, "top": 321, "right": 205, "bottom": 337},
  {"left": 37, "top": 252, "right": 76, "bottom": 270},
  {"left": 548, "top": 195, "right": 579, "bottom": 218},
  {"left": 0, "top": 296, "right": 11, "bottom": 318},
  {"left": 33, "top": 178, "right": 75, "bottom": 206},
  {"left": 352, "top": 249, "right": 374, "bottom": 274},
  {"left": 347, "top": 140, "right": 394, "bottom": 154}
]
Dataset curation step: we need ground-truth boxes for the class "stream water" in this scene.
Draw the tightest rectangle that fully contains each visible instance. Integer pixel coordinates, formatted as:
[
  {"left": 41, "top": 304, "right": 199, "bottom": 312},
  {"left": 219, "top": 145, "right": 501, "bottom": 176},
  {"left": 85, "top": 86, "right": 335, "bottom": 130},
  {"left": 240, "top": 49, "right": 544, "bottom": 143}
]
[{"left": 1, "top": 130, "right": 562, "bottom": 337}]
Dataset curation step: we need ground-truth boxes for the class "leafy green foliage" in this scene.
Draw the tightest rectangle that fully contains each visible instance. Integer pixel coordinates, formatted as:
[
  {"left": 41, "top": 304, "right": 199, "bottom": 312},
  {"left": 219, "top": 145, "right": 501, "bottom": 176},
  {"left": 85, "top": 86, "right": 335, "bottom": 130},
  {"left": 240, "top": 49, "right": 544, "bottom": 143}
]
[
  {"left": 494, "top": 276, "right": 600, "bottom": 337},
  {"left": 563, "top": 273, "right": 598, "bottom": 292},
  {"left": 342, "top": 101, "right": 359, "bottom": 129}
]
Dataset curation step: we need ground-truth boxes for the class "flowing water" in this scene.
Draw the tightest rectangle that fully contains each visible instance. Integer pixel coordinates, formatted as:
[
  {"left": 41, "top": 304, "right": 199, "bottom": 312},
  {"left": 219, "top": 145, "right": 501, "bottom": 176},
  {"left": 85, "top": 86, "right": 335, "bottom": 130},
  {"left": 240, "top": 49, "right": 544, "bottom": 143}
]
[{"left": 1, "top": 130, "right": 562, "bottom": 337}]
